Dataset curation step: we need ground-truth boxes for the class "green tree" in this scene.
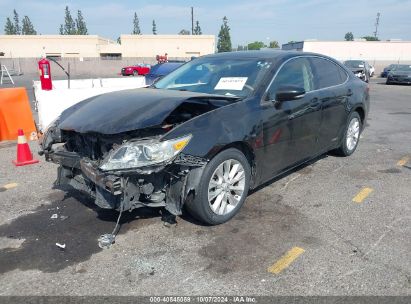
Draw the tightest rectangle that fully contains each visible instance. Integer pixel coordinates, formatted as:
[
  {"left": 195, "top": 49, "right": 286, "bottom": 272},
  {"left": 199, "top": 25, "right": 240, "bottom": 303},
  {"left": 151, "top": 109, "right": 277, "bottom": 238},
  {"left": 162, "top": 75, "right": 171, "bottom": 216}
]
[
  {"left": 59, "top": 24, "right": 64, "bottom": 35},
  {"left": 152, "top": 20, "right": 157, "bottom": 35},
  {"left": 179, "top": 29, "right": 190, "bottom": 35},
  {"left": 345, "top": 32, "right": 354, "bottom": 41},
  {"left": 132, "top": 12, "right": 141, "bottom": 34},
  {"left": 13, "top": 9, "right": 21, "bottom": 34},
  {"left": 21, "top": 16, "right": 37, "bottom": 35},
  {"left": 269, "top": 40, "right": 279, "bottom": 48},
  {"left": 217, "top": 16, "right": 231, "bottom": 53},
  {"left": 117, "top": 36, "right": 121, "bottom": 44},
  {"left": 248, "top": 41, "right": 265, "bottom": 50},
  {"left": 4, "top": 17, "right": 16, "bottom": 34},
  {"left": 75, "top": 10, "right": 88, "bottom": 35},
  {"left": 362, "top": 36, "right": 379, "bottom": 41},
  {"left": 193, "top": 20, "right": 202, "bottom": 35},
  {"left": 60, "top": 6, "right": 76, "bottom": 35}
]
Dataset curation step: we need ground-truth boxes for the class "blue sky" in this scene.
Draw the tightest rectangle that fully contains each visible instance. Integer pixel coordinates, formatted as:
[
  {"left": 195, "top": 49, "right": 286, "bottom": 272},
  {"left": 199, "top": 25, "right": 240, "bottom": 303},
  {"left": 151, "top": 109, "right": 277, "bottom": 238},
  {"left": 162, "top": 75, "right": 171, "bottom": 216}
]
[{"left": 1, "top": 0, "right": 410, "bottom": 45}]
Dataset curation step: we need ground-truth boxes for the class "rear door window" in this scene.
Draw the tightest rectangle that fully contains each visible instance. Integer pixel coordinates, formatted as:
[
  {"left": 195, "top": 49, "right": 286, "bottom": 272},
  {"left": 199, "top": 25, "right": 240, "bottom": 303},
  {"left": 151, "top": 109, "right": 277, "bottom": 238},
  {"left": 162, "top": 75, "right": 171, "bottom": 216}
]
[{"left": 310, "top": 57, "right": 348, "bottom": 89}]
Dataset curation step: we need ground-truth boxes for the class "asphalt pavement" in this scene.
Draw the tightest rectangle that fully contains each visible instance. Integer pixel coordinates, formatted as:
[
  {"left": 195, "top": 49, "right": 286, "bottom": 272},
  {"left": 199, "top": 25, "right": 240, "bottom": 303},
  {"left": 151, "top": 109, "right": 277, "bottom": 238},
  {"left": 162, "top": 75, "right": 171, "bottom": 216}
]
[{"left": 0, "top": 77, "right": 410, "bottom": 296}]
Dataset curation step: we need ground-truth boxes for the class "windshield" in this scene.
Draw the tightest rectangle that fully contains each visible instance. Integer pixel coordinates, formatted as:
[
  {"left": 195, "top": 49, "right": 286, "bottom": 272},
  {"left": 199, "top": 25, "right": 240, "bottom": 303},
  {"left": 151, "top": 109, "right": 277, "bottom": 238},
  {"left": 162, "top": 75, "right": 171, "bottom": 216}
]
[
  {"left": 344, "top": 60, "right": 365, "bottom": 68},
  {"left": 149, "top": 63, "right": 183, "bottom": 76},
  {"left": 392, "top": 64, "right": 411, "bottom": 72},
  {"left": 154, "top": 57, "right": 272, "bottom": 98}
]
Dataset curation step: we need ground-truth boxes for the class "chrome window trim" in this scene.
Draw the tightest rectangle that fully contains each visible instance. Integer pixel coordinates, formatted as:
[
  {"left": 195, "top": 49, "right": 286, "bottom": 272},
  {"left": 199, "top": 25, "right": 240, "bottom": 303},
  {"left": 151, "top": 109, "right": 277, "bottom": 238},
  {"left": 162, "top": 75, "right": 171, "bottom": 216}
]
[{"left": 262, "top": 55, "right": 350, "bottom": 104}]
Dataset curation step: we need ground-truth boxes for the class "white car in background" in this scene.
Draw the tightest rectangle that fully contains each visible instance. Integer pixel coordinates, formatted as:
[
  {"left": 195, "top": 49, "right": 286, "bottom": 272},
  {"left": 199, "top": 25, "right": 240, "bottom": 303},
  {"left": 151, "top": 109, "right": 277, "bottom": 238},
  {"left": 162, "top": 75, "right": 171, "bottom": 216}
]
[{"left": 369, "top": 65, "right": 375, "bottom": 77}]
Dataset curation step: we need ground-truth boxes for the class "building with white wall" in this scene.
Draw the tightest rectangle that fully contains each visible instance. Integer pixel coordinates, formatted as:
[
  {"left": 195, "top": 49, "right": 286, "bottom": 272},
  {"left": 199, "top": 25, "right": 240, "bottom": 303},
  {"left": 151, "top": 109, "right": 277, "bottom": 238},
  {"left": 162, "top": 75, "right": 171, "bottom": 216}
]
[
  {"left": 0, "top": 34, "right": 215, "bottom": 59},
  {"left": 282, "top": 40, "right": 411, "bottom": 72}
]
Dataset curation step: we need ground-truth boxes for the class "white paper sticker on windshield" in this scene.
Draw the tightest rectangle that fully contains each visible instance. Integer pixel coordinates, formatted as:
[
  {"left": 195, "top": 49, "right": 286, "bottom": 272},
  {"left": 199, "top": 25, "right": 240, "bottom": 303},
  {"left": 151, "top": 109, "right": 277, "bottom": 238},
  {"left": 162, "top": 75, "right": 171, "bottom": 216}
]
[{"left": 215, "top": 77, "right": 248, "bottom": 91}]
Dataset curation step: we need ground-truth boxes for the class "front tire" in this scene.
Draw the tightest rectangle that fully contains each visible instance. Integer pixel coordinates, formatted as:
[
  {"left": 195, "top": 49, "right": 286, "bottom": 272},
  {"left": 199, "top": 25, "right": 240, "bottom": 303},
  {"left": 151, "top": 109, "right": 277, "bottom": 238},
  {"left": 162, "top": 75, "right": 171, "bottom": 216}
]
[
  {"left": 334, "top": 112, "right": 362, "bottom": 156},
  {"left": 133, "top": 70, "right": 138, "bottom": 76},
  {"left": 185, "top": 148, "right": 251, "bottom": 225}
]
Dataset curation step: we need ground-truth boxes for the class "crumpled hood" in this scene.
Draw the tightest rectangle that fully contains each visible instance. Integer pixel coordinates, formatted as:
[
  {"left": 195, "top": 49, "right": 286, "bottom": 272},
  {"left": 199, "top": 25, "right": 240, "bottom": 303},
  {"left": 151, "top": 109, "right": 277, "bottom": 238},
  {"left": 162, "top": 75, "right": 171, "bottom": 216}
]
[
  {"left": 58, "top": 88, "right": 218, "bottom": 134},
  {"left": 349, "top": 67, "right": 365, "bottom": 73}
]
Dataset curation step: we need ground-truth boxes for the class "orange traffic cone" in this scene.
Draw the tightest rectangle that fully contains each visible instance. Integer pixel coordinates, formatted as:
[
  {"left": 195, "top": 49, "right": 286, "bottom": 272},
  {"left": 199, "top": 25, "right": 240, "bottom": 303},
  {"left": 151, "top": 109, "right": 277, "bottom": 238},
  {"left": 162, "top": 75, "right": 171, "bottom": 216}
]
[{"left": 12, "top": 129, "right": 39, "bottom": 166}]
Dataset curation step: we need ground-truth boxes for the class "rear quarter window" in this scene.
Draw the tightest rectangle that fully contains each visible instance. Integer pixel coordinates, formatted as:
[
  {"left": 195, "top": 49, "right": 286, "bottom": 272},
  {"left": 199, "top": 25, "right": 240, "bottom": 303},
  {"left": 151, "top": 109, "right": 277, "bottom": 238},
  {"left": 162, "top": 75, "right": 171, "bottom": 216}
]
[{"left": 310, "top": 57, "right": 348, "bottom": 89}]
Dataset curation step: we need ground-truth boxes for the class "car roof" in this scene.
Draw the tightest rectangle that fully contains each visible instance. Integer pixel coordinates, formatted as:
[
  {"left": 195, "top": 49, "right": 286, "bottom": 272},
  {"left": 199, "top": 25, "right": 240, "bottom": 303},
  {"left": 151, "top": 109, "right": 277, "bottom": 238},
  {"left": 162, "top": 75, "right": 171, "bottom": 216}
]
[
  {"left": 200, "top": 50, "right": 345, "bottom": 66},
  {"left": 148, "top": 62, "right": 184, "bottom": 75},
  {"left": 201, "top": 50, "right": 329, "bottom": 60}
]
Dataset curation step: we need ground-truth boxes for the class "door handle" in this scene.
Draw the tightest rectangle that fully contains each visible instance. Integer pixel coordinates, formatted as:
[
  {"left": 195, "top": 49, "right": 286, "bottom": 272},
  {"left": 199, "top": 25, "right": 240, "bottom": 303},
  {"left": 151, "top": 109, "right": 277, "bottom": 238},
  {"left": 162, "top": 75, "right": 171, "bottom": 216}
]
[
  {"left": 309, "top": 98, "right": 321, "bottom": 110},
  {"left": 347, "top": 89, "right": 353, "bottom": 96}
]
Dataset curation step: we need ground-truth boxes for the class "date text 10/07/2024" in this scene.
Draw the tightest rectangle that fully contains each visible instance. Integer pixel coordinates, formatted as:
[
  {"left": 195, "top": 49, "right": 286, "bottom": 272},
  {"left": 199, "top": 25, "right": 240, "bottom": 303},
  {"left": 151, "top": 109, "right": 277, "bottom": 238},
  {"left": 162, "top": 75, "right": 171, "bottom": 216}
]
[{"left": 149, "top": 296, "right": 257, "bottom": 303}]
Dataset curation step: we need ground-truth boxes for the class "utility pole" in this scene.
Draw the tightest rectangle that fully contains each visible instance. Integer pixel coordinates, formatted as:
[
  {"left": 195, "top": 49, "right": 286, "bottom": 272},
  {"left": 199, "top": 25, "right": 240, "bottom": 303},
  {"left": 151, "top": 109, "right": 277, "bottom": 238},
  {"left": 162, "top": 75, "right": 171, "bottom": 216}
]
[
  {"left": 373, "top": 12, "right": 380, "bottom": 39},
  {"left": 191, "top": 7, "right": 194, "bottom": 35}
]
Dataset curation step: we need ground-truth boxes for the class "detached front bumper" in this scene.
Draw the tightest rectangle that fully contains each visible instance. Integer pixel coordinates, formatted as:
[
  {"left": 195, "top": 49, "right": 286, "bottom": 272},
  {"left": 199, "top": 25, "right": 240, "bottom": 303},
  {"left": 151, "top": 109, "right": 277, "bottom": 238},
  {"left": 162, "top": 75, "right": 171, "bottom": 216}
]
[
  {"left": 51, "top": 150, "right": 123, "bottom": 209},
  {"left": 49, "top": 148, "right": 207, "bottom": 215}
]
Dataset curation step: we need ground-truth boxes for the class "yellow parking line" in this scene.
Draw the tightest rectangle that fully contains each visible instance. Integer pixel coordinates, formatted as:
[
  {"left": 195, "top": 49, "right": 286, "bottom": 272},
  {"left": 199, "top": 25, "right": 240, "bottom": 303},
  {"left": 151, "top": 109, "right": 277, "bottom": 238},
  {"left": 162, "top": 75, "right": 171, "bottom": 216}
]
[
  {"left": 4, "top": 183, "right": 18, "bottom": 189},
  {"left": 267, "top": 247, "right": 305, "bottom": 274},
  {"left": 397, "top": 156, "right": 409, "bottom": 167},
  {"left": 0, "top": 183, "right": 18, "bottom": 192},
  {"left": 352, "top": 187, "right": 373, "bottom": 203}
]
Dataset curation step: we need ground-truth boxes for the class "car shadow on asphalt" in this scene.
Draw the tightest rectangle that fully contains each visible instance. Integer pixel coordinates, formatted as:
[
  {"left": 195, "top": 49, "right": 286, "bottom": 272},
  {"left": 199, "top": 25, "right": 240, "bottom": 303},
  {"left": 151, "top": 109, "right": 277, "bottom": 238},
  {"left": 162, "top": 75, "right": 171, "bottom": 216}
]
[
  {"left": 0, "top": 188, "right": 161, "bottom": 274},
  {"left": 0, "top": 154, "right": 329, "bottom": 274},
  {"left": 180, "top": 154, "right": 328, "bottom": 227},
  {"left": 250, "top": 154, "right": 327, "bottom": 194}
]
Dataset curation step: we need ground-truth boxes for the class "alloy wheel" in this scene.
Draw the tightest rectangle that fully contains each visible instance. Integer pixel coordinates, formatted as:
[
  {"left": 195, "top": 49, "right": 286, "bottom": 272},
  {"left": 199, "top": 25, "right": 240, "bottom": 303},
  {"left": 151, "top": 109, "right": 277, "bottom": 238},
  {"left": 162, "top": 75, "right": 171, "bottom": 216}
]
[
  {"left": 208, "top": 159, "right": 246, "bottom": 215},
  {"left": 346, "top": 117, "right": 360, "bottom": 151}
]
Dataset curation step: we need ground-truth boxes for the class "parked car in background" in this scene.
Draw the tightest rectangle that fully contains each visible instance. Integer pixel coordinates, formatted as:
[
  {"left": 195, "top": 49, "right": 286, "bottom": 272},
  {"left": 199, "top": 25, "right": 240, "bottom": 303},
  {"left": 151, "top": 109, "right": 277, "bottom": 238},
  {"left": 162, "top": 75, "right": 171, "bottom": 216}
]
[
  {"left": 343, "top": 60, "right": 371, "bottom": 82},
  {"left": 386, "top": 64, "right": 411, "bottom": 85},
  {"left": 121, "top": 64, "right": 151, "bottom": 76},
  {"left": 40, "top": 51, "right": 369, "bottom": 225},
  {"left": 381, "top": 64, "right": 398, "bottom": 78},
  {"left": 369, "top": 65, "right": 375, "bottom": 77},
  {"left": 145, "top": 62, "right": 185, "bottom": 85}
]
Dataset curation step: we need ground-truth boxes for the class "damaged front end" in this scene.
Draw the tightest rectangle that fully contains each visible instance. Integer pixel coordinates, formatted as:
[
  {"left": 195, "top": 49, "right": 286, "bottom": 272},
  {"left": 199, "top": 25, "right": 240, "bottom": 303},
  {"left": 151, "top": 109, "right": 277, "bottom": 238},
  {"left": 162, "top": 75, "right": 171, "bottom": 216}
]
[
  {"left": 41, "top": 127, "right": 207, "bottom": 216},
  {"left": 39, "top": 88, "right": 244, "bottom": 216}
]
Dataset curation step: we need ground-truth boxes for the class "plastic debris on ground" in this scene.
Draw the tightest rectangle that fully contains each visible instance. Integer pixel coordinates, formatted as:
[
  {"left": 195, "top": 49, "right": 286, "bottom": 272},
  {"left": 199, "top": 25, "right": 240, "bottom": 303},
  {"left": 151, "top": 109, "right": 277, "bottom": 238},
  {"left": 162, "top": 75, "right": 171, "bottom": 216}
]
[{"left": 56, "top": 243, "right": 66, "bottom": 249}]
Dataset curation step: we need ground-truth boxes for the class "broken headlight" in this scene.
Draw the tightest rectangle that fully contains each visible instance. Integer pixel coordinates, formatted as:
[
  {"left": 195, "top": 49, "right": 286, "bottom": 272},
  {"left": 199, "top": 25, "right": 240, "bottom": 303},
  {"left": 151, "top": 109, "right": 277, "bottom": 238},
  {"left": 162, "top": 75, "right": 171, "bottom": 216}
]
[{"left": 99, "top": 134, "right": 192, "bottom": 171}]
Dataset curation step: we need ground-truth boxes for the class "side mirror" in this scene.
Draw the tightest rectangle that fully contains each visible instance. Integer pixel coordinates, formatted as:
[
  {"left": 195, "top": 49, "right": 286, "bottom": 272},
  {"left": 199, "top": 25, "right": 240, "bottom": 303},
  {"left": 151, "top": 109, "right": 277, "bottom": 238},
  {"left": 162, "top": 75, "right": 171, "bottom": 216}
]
[{"left": 275, "top": 85, "right": 306, "bottom": 102}]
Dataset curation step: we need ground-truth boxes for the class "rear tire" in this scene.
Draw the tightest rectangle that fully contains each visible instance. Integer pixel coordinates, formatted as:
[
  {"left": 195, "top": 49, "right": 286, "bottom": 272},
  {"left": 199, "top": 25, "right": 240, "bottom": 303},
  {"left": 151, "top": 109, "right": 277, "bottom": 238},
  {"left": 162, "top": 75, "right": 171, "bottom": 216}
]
[
  {"left": 334, "top": 111, "right": 362, "bottom": 156},
  {"left": 185, "top": 148, "right": 251, "bottom": 225}
]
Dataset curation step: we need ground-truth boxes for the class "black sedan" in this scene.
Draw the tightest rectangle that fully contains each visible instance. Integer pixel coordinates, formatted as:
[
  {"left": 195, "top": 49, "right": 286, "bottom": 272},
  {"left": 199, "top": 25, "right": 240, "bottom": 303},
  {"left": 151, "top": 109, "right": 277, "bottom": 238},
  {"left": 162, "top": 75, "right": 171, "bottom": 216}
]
[
  {"left": 381, "top": 64, "right": 398, "bottom": 78},
  {"left": 386, "top": 64, "right": 411, "bottom": 85},
  {"left": 145, "top": 62, "right": 184, "bottom": 85},
  {"left": 40, "top": 51, "right": 369, "bottom": 225}
]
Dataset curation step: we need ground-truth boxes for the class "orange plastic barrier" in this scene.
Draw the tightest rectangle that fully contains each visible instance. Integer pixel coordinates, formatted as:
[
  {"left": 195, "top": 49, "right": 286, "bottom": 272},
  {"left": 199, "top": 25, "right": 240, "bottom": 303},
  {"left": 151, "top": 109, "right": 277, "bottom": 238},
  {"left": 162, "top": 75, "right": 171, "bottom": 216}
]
[{"left": 0, "top": 87, "right": 36, "bottom": 141}]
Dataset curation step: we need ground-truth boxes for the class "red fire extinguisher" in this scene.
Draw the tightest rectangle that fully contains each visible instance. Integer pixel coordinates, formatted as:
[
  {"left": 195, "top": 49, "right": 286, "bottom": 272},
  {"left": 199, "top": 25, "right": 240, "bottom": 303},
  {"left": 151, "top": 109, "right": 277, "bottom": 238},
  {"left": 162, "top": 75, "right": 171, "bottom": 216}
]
[{"left": 38, "top": 58, "right": 52, "bottom": 90}]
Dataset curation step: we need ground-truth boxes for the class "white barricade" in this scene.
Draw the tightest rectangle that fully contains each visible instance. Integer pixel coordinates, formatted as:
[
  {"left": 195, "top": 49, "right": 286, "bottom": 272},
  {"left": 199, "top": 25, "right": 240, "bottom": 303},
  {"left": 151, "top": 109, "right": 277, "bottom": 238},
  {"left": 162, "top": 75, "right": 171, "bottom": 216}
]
[{"left": 34, "top": 77, "right": 147, "bottom": 131}]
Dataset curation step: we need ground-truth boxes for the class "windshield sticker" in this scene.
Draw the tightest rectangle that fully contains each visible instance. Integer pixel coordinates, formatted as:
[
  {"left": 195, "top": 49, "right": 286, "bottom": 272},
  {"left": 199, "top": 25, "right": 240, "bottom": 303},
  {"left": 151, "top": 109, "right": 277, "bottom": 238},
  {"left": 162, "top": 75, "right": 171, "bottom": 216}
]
[{"left": 215, "top": 77, "right": 248, "bottom": 91}]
